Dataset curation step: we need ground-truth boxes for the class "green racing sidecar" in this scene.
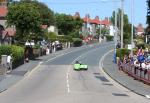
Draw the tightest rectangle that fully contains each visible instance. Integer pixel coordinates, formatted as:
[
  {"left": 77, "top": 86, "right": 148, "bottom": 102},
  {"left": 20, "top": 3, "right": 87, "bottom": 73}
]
[{"left": 73, "top": 61, "right": 88, "bottom": 70}]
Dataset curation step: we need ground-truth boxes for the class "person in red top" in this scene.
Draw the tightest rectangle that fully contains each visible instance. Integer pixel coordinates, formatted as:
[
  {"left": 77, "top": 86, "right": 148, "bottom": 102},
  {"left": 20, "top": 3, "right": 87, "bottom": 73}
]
[{"left": 137, "top": 47, "right": 144, "bottom": 56}]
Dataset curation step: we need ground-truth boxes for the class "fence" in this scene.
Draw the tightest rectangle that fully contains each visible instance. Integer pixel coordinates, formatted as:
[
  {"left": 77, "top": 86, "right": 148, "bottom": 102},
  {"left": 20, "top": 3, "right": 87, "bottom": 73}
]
[{"left": 118, "top": 62, "right": 150, "bottom": 84}]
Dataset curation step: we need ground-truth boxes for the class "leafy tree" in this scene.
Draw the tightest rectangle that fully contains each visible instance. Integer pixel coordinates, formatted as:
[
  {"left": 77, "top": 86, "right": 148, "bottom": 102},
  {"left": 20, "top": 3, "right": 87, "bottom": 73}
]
[
  {"left": 147, "top": 0, "right": 150, "bottom": 25},
  {"left": 21, "top": 0, "right": 55, "bottom": 26},
  {"left": 146, "top": 0, "right": 150, "bottom": 36},
  {"left": 55, "top": 13, "right": 83, "bottom": 37},
  {"left": 110, "top": 8, "right": 132, "bottom": 45},
  {"left": 7, "top": 2, "right": 43, "bottom": 43}
]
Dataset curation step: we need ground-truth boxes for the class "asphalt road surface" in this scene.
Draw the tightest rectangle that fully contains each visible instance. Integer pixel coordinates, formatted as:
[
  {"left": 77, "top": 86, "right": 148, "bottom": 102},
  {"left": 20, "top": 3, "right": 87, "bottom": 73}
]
[{"left": 0, "top": 42, "right": 149, "bottom": 103}]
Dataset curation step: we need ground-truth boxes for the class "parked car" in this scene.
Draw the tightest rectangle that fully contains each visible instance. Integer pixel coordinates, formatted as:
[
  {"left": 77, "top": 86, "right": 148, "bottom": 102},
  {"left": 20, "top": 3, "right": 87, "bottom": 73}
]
[{"left": 56, "top": 43, "right": 63, "bottom": 50}]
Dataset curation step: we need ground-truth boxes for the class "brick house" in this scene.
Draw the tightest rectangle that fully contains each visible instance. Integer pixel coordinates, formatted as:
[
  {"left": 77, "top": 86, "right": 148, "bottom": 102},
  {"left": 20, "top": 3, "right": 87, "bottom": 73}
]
[
  {"left": 136, "top": 24, "right": 144, "bottom": 36},
  {"left": 0, "top": 1, "right": 15, "bottom": 45}
]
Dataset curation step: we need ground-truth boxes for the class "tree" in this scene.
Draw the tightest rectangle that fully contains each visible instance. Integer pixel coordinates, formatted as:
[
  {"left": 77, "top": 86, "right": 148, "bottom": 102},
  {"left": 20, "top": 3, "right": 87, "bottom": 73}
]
[
  {"left": 147, "top": 0, "right": 150, "bottom": 25},
  {"left": 21, "top": 0, "right": 55, "bottom": 26},
  {"left": 55, "top": 13, "right": 83, "bottom": 37},
  {"left": 7, "top": 2, "right": 42, "bottom": 43},
  {"left": 146, "top": 0, "right": 150, "bottom": 36},
  {"left": 110, "top": 8, "right": 132, "bottom": 45}
]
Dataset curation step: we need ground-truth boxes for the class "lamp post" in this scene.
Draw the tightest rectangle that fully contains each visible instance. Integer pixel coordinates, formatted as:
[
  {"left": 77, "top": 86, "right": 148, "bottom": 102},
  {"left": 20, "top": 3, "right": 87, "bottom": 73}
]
[
  {"left": 131, "top": 0, "right": 134, "bottom": 57},
  {"left": 99, "top": 18, "right": 102, "bottom": 43},
  {"left": 121, "top": 0, "right": 124, "bottom": 48},
  {"left": 114, "top": 8, "right": 118, "bottom": 63}
]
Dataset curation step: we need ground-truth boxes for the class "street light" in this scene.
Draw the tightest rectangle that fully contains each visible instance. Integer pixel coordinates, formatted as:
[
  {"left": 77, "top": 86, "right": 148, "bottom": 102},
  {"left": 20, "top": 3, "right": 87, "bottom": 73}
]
[
  {"left": 131, "top": 0, "right": 134, "bottom": 57},
  {"left": 121, "top": 0, "right": 124, "bottom": 48}
]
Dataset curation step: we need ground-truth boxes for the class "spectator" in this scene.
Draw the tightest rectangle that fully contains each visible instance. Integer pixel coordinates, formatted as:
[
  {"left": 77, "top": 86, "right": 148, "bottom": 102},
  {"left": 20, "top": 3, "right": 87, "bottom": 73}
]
[
  {"left": 137, "top": 47, "right": 145, "bottom": 63},
  {"left": 7, "top": 54, "right": 12, "bottom": 71},
  {"left": 137, "top": 47, "right": 144, "bottom": 56},
  {"left": 24, "top": 47, "right": 29, "bottom": 62}
]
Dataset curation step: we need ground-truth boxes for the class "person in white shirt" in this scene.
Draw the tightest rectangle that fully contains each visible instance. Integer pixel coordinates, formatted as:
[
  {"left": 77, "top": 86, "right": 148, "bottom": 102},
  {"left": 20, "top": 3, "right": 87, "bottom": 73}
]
[
  {"left": 134, "top": 60, "right": 140, "bottom": 67},
  {"left": 141, "top": 62, "right": 146, "bottom": 69},
  {"left": 7, "top": 54, "right": 12, "bottom": 71}
]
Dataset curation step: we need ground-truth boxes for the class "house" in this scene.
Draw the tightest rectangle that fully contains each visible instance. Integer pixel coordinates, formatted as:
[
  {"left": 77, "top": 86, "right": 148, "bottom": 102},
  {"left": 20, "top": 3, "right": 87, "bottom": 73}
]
[
  {"left": 136, "top": 24, "right": 144, "bottom": 36},
  {"left": 0, "top": 1, "right": 16, "bottom": 45},
  {"left": 81, "top": 13, "right": 111, "bottom": 37}
]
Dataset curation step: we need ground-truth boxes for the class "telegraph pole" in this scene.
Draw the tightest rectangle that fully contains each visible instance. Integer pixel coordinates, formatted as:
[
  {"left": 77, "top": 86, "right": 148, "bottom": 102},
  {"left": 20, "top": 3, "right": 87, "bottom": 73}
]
[
  {"left": 121, "top": 0, "right": 124, "bottom": 48},
  {"left": 113, "top": 9, "right": 118, "bottom": 63},
  {"left": 131, "top": 0, "right": 134, "bottom": 56}
]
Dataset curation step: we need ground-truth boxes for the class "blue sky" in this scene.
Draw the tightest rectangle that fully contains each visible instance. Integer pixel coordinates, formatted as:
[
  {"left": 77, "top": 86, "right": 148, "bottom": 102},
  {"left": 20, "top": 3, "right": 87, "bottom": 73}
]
[{"left": 39, "top": 0, "right": 147, "bottom": 27}]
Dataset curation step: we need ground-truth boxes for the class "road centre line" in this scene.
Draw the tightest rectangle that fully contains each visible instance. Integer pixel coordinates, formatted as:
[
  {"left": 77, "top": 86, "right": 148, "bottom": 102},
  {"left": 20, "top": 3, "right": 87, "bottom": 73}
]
[
  {"left": 2, "top": 44, "right": 111, "bottom": 94},
  {"left": 66, "top": 45, "right": 108, "bottom": 93}
]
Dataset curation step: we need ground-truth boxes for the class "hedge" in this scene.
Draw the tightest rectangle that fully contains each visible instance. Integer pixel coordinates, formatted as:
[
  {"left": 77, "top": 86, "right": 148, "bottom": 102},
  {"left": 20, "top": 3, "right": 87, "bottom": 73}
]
[
  {"left": 0, "top": 45, "right": 24, "bottom": 69},
  {"left": 116, "top": 48, "right": 130, "bottom": 60},
  {"left": 105, "top": 35, "right": 113, "bottom": 41},
  {"left": 72, "top": 38, "right": 82, "bottom": 47}
]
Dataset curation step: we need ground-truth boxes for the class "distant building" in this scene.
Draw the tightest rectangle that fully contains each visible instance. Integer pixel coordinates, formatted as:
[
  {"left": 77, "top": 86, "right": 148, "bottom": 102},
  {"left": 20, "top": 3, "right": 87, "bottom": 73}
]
[
  {"left": 81, "top": 13, "right": 111, "bottom": 38},
  {"left": 74, "top": 12, "right": 80, "bottom": 18},
  {"left": 136, "top": 24, "right": 144, "bottom": 36},
  {"left": 47, "top": 26, "right": 58, "bottom": 34},
  {"left": 109, "top": 25, "right": 115, "bottom": 36}
]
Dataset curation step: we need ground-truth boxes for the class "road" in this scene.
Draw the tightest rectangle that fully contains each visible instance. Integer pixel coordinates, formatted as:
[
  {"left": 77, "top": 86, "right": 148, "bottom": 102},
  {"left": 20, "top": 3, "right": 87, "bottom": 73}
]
[{"left": 0, "top": 42, "right": 149, "bottom": 103}]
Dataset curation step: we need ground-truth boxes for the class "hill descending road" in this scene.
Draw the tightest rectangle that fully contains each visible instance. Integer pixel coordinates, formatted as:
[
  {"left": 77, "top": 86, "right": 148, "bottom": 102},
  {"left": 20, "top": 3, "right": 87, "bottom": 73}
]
[{"left": 0, "top": 42, "right": 149, "bottom": 103}]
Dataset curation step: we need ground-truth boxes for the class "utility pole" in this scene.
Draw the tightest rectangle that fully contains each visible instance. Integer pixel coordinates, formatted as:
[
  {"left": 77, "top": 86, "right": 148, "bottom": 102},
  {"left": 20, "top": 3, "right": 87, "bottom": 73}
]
[
  {"left": 121, "top": 0, "right": 124, "bottom": 48},
  {"left": 131, "top": 0, "right": 134, "bottom": 56},
  {"left": 113, "top": 9, "right": 118, "bottom": 63},
  {"left": 99, "top": 18, "right": 102, "bottom": 43}
]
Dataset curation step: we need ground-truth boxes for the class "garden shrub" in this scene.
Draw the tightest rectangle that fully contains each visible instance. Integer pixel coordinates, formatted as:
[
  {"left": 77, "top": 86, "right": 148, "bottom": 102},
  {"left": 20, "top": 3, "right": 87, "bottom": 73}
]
[
  {"left": 105, "top": 35, "right": 113, "bottom": 41},
  {"left": 72, "top": 38, "right": 82, "bottom": 47},
  {"left": 116, "top": 48, "right": 130, "bottom": 60},
  {"left": 0, "top": 45, "right": 24, "bottom": 69}
]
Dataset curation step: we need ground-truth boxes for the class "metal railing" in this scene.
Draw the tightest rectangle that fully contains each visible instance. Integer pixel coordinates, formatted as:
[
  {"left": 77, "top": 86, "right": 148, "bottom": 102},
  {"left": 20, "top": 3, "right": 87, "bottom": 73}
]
[{"left": 118, "top": 62, "right": 150, "bottom": 84}]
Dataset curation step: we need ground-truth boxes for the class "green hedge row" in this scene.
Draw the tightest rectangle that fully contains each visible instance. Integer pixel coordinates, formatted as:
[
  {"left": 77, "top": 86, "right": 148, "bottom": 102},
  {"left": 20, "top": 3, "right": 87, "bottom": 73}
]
[
  {"left": 116, "top": 48, "right": 138, "bottom": 60},
  {"left": 0, "top": 45, "right": 24, "bottom": 69},
  {"left": 105, "top": 35, "right": 113, "bottom": 41},
  {"left": 116, "top": 48, "right": 130, "bottom": 60},
  {"left": 72, "top": 38, "right": 82, "bottom": 47}
]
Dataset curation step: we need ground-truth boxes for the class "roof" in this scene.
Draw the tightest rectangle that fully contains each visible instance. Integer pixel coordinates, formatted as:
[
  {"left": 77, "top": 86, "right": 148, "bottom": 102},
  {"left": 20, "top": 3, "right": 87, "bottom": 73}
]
[
  {"left": 0, "top": 6, "right": 8, "bottom": 17},
  {"left": 5, "top": 28, "right": 16, "bottom": 36},
  {"left": 90, "top": 19, "right": 100, "bottom": 24},
  {"left": 82, "top": 17, "right": 91, "bottom": 23},
  {"left": 101, "top": 19, "right": 110, "bottom": 26},
  {"left": 82, "top": 16, "right": 110, "bottom": 25},
  {"left": 136, "top": 24, "right": 144, "bottom": 32}
]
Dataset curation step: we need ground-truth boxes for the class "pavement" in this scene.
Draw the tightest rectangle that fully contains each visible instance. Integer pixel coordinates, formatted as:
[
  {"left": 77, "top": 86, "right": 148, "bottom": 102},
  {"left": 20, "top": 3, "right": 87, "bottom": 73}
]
[
  {"left": 0, "top": 46, "right": 150, "bottom": 98},
  {"left": 103, "top": 51, "right": 150, "bottom": 97}
]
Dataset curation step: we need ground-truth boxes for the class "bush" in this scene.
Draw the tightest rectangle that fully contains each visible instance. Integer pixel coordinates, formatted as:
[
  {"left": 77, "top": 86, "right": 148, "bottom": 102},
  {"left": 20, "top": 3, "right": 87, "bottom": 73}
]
[
  {"left": 0, "top": 45, "right": 24, "bottom": 69},
  {"left": 33, "top": 44, "right": 41, "bottom": 49},
  {"left": 0, "top": 45, "right": 11, "bottom": 56},
  {"left": 136, "top": 43, "right": 145, "bottom": 49},
  {"left": 116, "top": 48, "right": 130, "bottom": 60},
  {"left": 72, "top": 38, "right": 82, "bottom": 47},
  {"left": 105, "top": 35, "right": 113, "bottom": 41}
]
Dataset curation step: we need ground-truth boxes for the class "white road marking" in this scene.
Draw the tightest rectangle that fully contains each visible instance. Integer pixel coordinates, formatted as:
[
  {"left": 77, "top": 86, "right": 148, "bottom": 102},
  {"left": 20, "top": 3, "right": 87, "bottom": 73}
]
[
  {"left": 66, "top": 72, "right": 70, "bottom": 93},
  {"left": 25, "top": 62, "right": 43, "bottom": 78},
  {"left": 66, "top": 44, "right": 111, "bottom": 93},
  {"left": 145, "top": 95, "right": 150, "bottom": 99}
]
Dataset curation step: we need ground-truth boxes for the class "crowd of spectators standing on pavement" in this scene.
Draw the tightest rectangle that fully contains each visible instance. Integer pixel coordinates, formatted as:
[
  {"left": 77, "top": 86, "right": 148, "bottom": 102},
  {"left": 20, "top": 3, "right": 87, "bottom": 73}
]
[{"left": 118, "top": 47, "right": 150, "bottom": 71}]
